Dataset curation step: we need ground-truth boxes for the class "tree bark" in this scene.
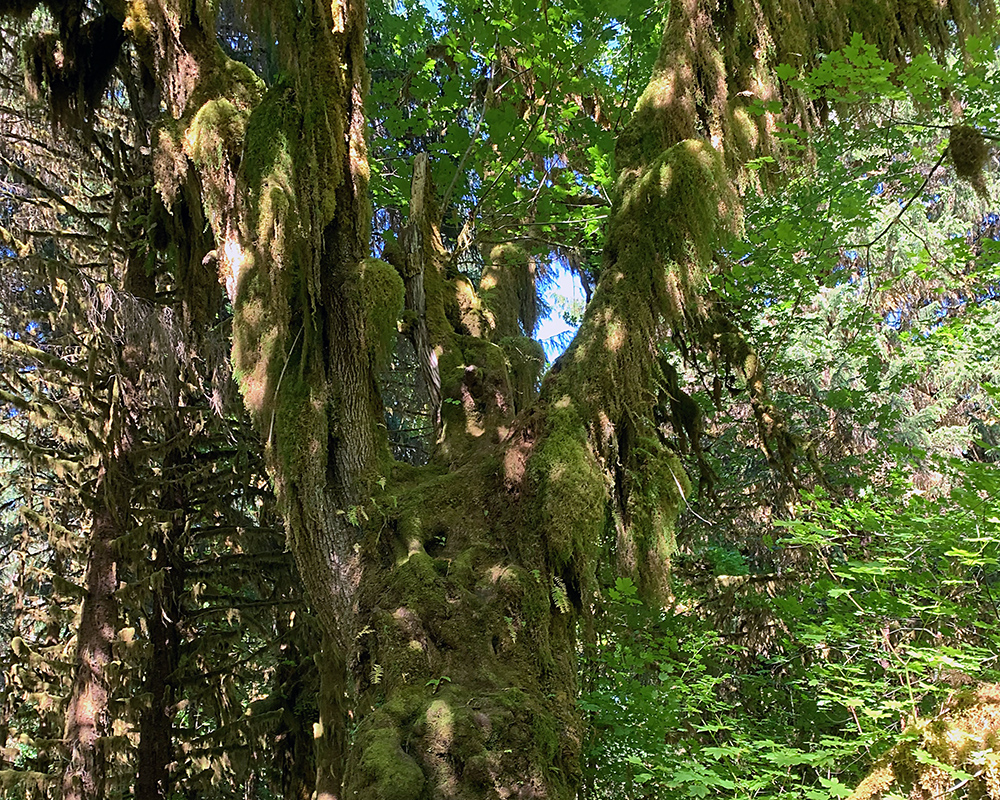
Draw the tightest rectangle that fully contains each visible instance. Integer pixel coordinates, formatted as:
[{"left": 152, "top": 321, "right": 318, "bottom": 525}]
[
  {"left": 135, "top": 446, "right": 185, "bottom": 800},
  {"left": 62, "top": 458, "right": 131, "bottom": 800}
]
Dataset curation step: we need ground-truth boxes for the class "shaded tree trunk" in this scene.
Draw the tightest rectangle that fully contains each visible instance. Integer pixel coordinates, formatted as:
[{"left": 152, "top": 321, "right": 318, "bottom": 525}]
[
  {"left": 62, "top": 458, "right": 131, "bottom": 800},
  {"left": 135, "top": 447, "right": 185, "bottom": 800}
]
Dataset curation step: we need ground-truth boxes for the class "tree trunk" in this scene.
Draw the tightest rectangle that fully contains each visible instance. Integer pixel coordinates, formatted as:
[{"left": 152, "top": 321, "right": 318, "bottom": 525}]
[
  {"left": 135, "top": 446, "right": 185, "bottom": 800},
  {"left": 113, "top": 0, "right": 590, "bottom": 794},
  {"left": 313, "top": 644, "right": 349, "bottom": 800},
  {"left": 62, "top": 459, "right": 131, "bottom": 800}
]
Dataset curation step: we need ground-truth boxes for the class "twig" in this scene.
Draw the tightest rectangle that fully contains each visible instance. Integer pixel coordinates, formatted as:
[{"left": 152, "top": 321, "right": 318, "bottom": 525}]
[{"left": 267, "top": 324, "right": 304, "bottom": 447}]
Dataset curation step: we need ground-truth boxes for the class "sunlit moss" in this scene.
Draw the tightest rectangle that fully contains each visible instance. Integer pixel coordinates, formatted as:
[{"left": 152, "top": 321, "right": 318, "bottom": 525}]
[
  {"left": 481, "top": 243, "right": 538, "bottom": 337},
  {"left": 850, "top": 685, "right": 1000, "bottom": 800},
  {"left": 530, "top": 398, "right": 606, "bottom": 582},
  {"left": 355, "top": 713, "right": 425, "bottom": 800},
  {"left": 360, "top": 258, "right": 405, "bottom": 371}
]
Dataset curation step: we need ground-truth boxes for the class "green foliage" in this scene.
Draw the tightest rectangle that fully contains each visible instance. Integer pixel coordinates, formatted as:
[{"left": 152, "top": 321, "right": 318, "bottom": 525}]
[
  {"left": 584, "top": 464, "right": 1000, "bottom": 799},
  {"left": 367, "top": 0, "right": 641, "bottom": 277},
  {"left": 581, "top": 28, "right": 1000, "bottom": 800}
]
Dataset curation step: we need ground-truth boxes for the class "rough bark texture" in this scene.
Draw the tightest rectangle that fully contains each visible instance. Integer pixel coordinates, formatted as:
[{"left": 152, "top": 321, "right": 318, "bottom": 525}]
[
  {"left": 62, "top": 460, "right": 130, "bottom": 800},
  {"left": 135, "top": 444, "right": 185, "bottom": 800},
  {"left": 397, "top": 153, "right": 444, "bottom": 437},
  {"left": 314, "top": 644, "right": 349, "bottom": 800}
]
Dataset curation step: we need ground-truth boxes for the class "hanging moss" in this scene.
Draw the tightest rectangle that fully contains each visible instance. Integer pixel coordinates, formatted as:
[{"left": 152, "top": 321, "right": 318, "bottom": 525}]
[
  {"left": 499, "top": 336, "right": 545, "bottom": 413},
  {"left": 948, "top": 124, "right": 991, "bottom": 197},
  {"left": 272, "top": 354, "right": 328, "bottom": 488},
  {"left": 360, "top": 258, "right": 405, "bottom": 372},
  {"left": 183, "top": 98, "right": 245, "bottom": 214},
  {"left": 22, "top": 13, "right": 125, "bottom": 128},
  {"left": 185, "top": 95, "right": 251, "bottom": 170},
  {"left": 530, "top": 397, "right": 606, "bottom": 582},
  {"left": 481, "top": 243, "right": 538, "bottom": 337},
  {"left": 123, "top": 0, "right": 154, "bottom": 43},
  {"left": 241, "top": 80, "right": 296, "bottom": 236},
  {"left": 151, "top": 118, "right": 188, "bottom": 209},
  {"left": 232, "top": 81, "right": 300, "bottom": 432},
  {"left": 614, "top": 139, "right": 736, "bottom": 277},
  {"left": 622, "top": 442, "right": 689, "bottom": 600},
  {"left": 615, "top": 0, "right": 992, "bottom": 199}
]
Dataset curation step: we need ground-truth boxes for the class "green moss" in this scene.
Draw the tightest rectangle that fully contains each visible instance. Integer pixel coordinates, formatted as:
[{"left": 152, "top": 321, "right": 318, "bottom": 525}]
[
  {"left": 273, "top": 365, "right": 326, "bottom": 484},
  {"left": 241, "top": 82, "right": 297, "bottom": 243},
  {"left": 218, "top": 52, "right": 261, "bottom": 104},
  {"left": 494, "top": 687, "right": 529, "bottom": 711},
  {"left": 356, "top": 715, "right": 425, "bottom": 800},
  {"left": 624, "top": 444, "right": 689, "bottom": 599},
  {"left": 360, "top": 258, "right": 405, "bottom": 371},
  {"left": 436, "top": 335, "right": 516, "bottom": 443},
  {"left": 186, "top": 98, "right": 244, "bottom": 171},
  {"left": 613, "top": 139, "right": 732, "bottom": 282},
  {"left": 499, "top": 336, "right": 545, "bottom": 412},
  {"left": 949, "top": 124, "right": 990, "bottom": 196},
  {"left": 459, "top": 336, "right": 508, "bottom": 375},
  {"left": 530, "top": 398, "right": 606, "bottom": 578},
  {"left": 531, "top": 710, "right": 560, "bottom": 764},
  {"left": 381, "top": 686, "right": 425, "bottom": 721},
  {"left": 355, "top": 457, "right": 586, "bottom": 797},
  {"left": 394, "top": 551, "right": 448, "bottom": 615},
  {"left": 481, "top": 243, "right": 531, "bottom": 337},
  {"left": 462, "top": 754, "right": 491, "bottom": 786},
  {"left": 450, "top": 543, "right": 487, "bottom": 586}
]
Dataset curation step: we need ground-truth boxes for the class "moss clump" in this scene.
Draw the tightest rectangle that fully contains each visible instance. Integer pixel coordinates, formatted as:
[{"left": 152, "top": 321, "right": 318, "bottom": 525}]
[
  {"left": 481, "top": 243, "right": 538, "bottom": 337},
  {"left": 949, "top": 124, "right": 990, "bottom": 197},
  {"left": 355, "top": 713, "right": 425, "bottom": 800},
  {"left": 613, "top": 139, "right": 735, "bottom": 298},
  {"left": 241, "top": 82, "right": 296, "bottom": 246},
  {"left": 183, "top": 97, "right": 250, "bottom": 226},
  {"left": 622, "top": 443, "right": 689, "bottom": 599},
  {"left": 152, "top": 119, "right": 189, "bottom": 208},
  {"left": 273, "top": 363, "right": 326, "bottom": 485},
  {"left": 185, "top": 98, "right": 245, "bottom": 171},
  {"left": 124, "top": 0, "right": 154, "bottom": 45},
  {"left": 360, "top": 258, "right": 405, "bottom": 371},
  {"left": 436, "top": 336, "right": 516, "bottom": 449},
  {"left": 499, "top": 336, "right": 545, "bottom": 413},
  {"left": 448, "top": 275, "right": 488, "bottom": 337},
  {"left": 530, "top": 397, "right": 606, "bottom": 580},
  {"left": 394, "top": 550, "right": 446, "bottom": 597}
]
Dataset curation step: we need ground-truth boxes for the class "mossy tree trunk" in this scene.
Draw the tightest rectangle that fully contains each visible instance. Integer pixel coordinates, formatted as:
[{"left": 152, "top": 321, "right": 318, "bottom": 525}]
[
  {"left": 12, "top": 0, "right": 989, "bottom": 796},
  {"left": 116, "top": 0, "right": 393, "bottom": 793}
]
